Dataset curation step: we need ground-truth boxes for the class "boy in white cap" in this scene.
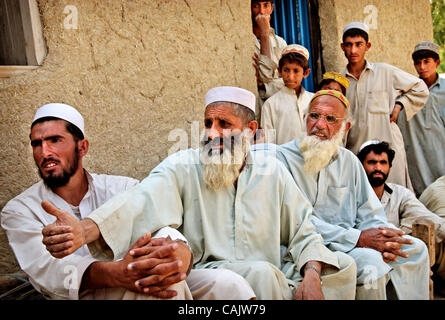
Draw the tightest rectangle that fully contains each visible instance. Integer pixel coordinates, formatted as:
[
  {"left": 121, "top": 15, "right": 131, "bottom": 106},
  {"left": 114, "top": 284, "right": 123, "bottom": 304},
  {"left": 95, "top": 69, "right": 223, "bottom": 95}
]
[
  {"left": 340, "top": 22, "right": 429, "bottom": 191},
  {"left": 1, "top": 103, "right": 256, "bottom": 300},
  {"left": 40, "top": 86, "right": 358, "bottom": 300},
  {"left": 397, "top": 41, "right": 445, "bottom": 197},
  {"left": 261, "top": 44, "right": 314, "bottom": 144}
]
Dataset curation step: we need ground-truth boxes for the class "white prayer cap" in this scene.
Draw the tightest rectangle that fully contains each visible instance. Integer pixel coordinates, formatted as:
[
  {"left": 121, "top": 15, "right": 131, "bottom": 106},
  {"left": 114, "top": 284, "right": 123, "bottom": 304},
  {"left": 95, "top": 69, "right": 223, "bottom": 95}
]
[
  {"left": 359, "top": 140, "right": 381, "bottom": 152},
  {"left": 32, "top": 103, "right": 85, "bottom": 135},
  {"left": 205, "top": 86, "right": 256, "bottom": 113},
  {"left": 413, "top": 41, "right": 440, "bottom": 56},
  {"left": 343, "top": 22, "right": 369, "bottom": 35}
]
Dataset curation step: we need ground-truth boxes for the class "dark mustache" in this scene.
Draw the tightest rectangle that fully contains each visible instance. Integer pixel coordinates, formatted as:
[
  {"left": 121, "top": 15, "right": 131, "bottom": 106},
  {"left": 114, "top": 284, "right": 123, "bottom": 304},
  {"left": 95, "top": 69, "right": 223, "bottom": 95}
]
[{"left": 371, "top": 170, "right": 386, "bottom": 177}]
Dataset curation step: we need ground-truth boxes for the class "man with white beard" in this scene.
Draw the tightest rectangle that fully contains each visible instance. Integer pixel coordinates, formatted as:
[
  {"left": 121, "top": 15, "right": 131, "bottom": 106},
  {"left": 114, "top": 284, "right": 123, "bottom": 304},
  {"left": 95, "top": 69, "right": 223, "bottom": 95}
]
[
  {"left": 40, "top": 86, "right": 357, "bottom": 300},
  {"left": 253, "top": 90, "right": 430, "bottom": 299}
]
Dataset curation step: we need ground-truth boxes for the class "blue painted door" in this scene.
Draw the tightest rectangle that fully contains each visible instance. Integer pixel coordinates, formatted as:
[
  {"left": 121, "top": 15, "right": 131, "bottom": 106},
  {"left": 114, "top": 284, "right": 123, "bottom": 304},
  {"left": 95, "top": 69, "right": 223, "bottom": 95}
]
[{"left": 270, "top": 0, "right": 315, "bottom": 92}]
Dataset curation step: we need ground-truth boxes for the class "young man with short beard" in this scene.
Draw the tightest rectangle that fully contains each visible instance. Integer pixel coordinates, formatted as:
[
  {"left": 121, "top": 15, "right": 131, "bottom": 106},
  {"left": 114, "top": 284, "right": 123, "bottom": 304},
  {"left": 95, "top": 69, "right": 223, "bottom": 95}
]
[
  {"left": 40, "top": 86, "right": 357, "bottom": 300},
  {"left": 254, "top": 90, "right": 431, "bottom": 299},
  {"left": 1, "top": 103, "right": 193, "bottom": 300},
  {"left": 357, "top": 140, "right": 445, "bottom": 293}
]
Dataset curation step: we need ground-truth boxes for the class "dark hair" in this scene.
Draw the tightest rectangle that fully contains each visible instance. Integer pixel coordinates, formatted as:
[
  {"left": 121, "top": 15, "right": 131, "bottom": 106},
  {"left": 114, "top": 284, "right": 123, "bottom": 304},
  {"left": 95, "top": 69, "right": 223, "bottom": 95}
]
[
  {"left": 278, "top": 52, "right": 309, "bottom": 72},
  {"left": 318, "top": 79, "right": 347, "bottom": 95},
  {"left": 342, "top": 28, "right": 369, "bottom": 43},
  {"left": 31, "top": 116, "right": 84, "bottom": 142},
  {"left": 412, "top": 49, "right": 440, "bottom": 62},
  {"left": 357, "top": 141, "right": 395, "bottom": 167},
  {"left": 251, "top": 0, "right": 273, "bottom": 3}
]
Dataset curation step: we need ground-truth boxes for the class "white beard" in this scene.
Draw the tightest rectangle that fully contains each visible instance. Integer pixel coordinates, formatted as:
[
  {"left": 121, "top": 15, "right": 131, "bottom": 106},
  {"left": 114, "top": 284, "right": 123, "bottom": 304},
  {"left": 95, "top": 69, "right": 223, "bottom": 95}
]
[
  {"left": 199, "top": 132, "right": 251, "bottom": 191},
  {"left": 299, "top": 122, "right": 347, "bottom": 175}
]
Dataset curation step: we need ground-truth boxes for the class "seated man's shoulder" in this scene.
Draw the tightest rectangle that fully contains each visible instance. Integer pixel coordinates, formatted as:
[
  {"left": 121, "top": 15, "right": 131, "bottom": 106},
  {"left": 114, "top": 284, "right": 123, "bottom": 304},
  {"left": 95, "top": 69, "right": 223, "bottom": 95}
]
[
  {"left": 386, "top": 182, "right": 416, "bottom": 199},
  {"left": 250, "top": 147, "right": 291, "bottom": 175},
  {"left": 91, "top": 173, "right": 139, "bottom": 190},
  {"left": 3, "top": 181, "right": 45, "bottom": 211},
  {"left": 162, "top": 148, "right": 200, "bottom": 167}
]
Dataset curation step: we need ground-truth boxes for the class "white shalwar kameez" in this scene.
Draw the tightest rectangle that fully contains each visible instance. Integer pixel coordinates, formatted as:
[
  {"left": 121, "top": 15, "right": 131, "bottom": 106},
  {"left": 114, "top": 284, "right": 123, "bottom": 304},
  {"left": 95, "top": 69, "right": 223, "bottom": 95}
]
[
  {"left": 261, "top": 86, "right": 313, "bottom": 145},
  {"left": 1, "top": 172, "right": 191, "bottom": 300}
]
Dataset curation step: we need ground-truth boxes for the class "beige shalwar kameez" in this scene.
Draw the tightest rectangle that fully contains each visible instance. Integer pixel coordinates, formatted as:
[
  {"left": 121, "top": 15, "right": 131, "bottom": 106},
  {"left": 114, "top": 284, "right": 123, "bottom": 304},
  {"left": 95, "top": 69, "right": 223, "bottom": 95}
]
[
  {"left": 254, "top": 28, "right": 287, "bottom": 122},
  {"left": 341, "top": 61, "right": 429, "bottom": 190}
]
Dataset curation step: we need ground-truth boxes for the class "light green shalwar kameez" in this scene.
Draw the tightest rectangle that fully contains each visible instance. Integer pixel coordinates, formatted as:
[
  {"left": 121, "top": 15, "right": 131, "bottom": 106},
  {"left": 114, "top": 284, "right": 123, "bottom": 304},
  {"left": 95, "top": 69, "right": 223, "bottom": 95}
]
[{"left": 86, "top": 149, "right": 357, "bottom": 300}]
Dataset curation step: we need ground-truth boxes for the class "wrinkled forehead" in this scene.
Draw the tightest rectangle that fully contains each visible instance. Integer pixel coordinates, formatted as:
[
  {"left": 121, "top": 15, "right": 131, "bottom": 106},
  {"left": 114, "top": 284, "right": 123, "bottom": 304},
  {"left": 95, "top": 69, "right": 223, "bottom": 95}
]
[
  {"left": 205, "top": 103, "right": 238, "bottom": 119},
  {"left": 309, "top": 95, "right": 346, "bottom": 116}
]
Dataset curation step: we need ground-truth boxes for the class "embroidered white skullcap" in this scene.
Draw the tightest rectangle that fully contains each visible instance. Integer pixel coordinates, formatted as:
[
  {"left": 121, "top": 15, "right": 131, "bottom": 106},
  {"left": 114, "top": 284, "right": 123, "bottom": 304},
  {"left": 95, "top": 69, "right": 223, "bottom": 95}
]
[
  {"left": 413, "top": 41, "right": 440, "bottom": 55},
  {"left": 205, "top": 86, "right": 256, "bottom": 113},
  {"left": 359, "top": 140, "right": 381, "bottom": 152},
  {"left": 32, "top": 103, "right": 84, "bottom": 135},
  {"left": 281, "top": 44, "right": 310, "bottom": 61},
  {"left": 343, "top": 22, "right": 370, "bottom": 35}
]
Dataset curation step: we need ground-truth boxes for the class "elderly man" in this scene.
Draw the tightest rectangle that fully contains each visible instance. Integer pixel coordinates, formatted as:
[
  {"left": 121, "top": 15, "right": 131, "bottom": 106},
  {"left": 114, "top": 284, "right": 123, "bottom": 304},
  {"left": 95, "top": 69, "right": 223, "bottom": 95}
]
[
  {"left": 357, "top": 140, "right": 445, "bottom": 286},
  {"left": 251, "top": 0, "right": 287, "bottom": 120},
  {"left": 1, "top": 103, "right": 193, "bottom": 300},
  {"left": 41, "top": 86, "right": 357, "bottom": 300},
  {"left": 254, "top": 90, "right": 430, "bottom": 299},
  {"left": 340, "top": 22, "right": 429, "bottom": 191},
  {"left": 397, "top": 41, "right": 445, "bottom": 197}
]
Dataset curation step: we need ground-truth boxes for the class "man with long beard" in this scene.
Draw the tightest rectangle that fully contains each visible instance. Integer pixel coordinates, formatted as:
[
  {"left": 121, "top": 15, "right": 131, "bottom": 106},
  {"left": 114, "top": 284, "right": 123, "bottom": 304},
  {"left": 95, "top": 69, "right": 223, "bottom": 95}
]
[
  {"left": 40, "top": 86, "right": 357, "bottom": 300},
  {"left": 254, "top": 90, "right": 431, "bottom": 299},
  {"left": 357, "top": 140, "right": 445, "bottom": 295},
  {"left": 1, "top": 103, "right": 194, "bottom": 300}
]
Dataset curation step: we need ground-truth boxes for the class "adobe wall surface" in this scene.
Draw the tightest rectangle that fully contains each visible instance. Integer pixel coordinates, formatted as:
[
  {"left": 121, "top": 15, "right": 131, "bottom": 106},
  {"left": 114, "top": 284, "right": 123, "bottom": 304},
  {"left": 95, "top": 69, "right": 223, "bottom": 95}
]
[
  {"left": 0, "top": 0, "right": 256, "bottom": 273},
  {"left": 318, "top": 0, "right": 434, "bottom": 75}
]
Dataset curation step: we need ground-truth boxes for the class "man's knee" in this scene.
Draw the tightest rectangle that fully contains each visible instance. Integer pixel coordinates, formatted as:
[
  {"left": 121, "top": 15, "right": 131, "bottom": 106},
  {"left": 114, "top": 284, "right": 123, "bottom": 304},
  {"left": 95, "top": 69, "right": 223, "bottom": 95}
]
[
  {"left": 347, "top": 247, "right": 391, "bottom": 284},
  {"left": 187, "top": 268, "right": 255, "bottom": 300}
]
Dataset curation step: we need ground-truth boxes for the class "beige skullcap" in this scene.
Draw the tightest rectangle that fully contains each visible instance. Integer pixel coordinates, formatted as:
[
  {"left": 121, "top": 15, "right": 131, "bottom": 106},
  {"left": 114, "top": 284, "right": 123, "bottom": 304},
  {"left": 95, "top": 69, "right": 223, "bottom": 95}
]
[
  {"left": 205, "top": 86, "right": 256, "bottom": 113},
  {"left": 32, "top": 103, "right": 84, "bottom": 135},
  {"left": 413, "top": 41, "right": 440, "bottom": 55},
  {"left": 343, "top": 22, "right": 369, "bottom": 35}
]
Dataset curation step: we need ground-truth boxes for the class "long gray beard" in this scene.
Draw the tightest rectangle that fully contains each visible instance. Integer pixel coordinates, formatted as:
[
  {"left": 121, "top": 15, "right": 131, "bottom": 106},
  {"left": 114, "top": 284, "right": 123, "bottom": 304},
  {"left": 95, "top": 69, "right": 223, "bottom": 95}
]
[
  {"left": 199, "top": 133, "right": 250, "bottom": 191},
  {"left": 299, "top": 122, "right": 347, "bottom": 175}
]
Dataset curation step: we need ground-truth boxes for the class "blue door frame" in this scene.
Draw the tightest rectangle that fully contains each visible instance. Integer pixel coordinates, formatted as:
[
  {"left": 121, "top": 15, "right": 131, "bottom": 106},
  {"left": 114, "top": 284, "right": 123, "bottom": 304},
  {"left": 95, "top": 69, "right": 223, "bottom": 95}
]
[{"left": 270, "top": 0, "right": 315, "bottom": 92}]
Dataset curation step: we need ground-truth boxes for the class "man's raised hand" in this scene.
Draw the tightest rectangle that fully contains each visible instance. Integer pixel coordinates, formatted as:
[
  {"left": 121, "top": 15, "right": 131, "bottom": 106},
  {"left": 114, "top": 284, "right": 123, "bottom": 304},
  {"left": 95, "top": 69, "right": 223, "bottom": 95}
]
[{"left": 41, "top": 200, "right": 85, "bottom": 258}]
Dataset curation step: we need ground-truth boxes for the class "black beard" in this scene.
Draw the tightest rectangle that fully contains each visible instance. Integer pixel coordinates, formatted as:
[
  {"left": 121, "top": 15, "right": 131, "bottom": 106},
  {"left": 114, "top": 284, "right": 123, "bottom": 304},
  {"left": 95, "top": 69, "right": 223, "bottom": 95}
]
[
  {"left": 38, "top": 148, "right": 79, "bottom": 189},
  {"left": 367, "top": 171, "right": 387, "bottom": 187}
]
